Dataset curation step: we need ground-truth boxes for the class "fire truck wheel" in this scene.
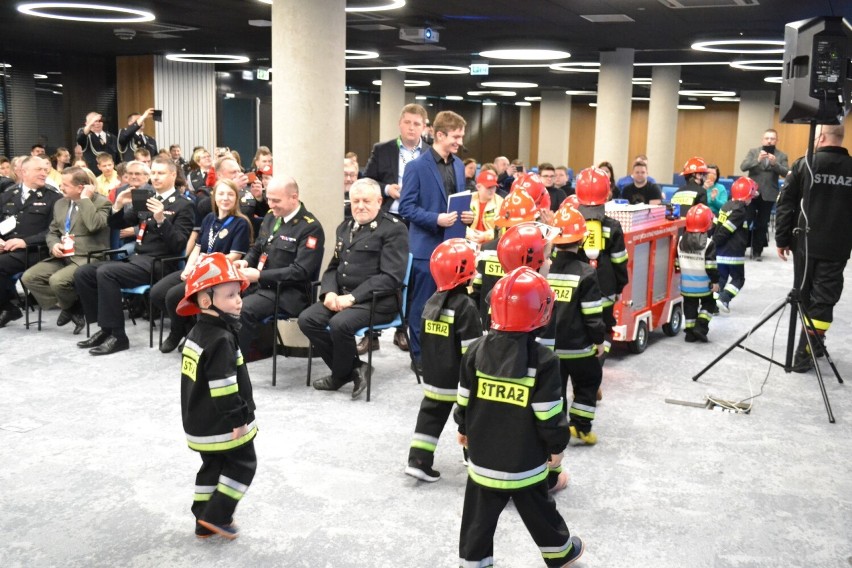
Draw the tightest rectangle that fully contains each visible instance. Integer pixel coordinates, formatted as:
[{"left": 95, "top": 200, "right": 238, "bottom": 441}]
[
  {"left": 628, "top": 320, "right": 649, "bottom": 354},
  {"left": 662, "top": 304, "right": 683, "bottom": 337}
]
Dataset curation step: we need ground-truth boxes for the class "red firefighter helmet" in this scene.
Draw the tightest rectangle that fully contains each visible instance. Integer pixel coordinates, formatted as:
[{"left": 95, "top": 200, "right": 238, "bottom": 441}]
[
  {"left": 511, "top": 172, "right": 551, "bottom": 210},
  {"left": 490, "top": 267, "right": 555, "bottom": 332},
  {"left": 494, "top": 188, "right": 540, "bottom": 228},
  {"left": 560, "top": 194, "right": 581, "bottom": 210},
  {"left": 497, "top": 222, "right": 560, "bottom": 271},
  {"left": 575, "top": 167, "right": 610, "bottom": 205},
  {"left": 681, "top": 156, "right": 709, "bottom": 176},
  {"left": 430, "top": 238, "right": 478, "bottom": 292},
  {"left": 177, "top": 252, "right": 249, "bottom": 316},
  {"left": 684, "top": 203, "right": 715, "bottom": 233},
  {"left": 730, "top": 176, "right": 759, "bottom": 201},
  {"left": 552, "top": 203, "right": 587, "bottom": 244}
]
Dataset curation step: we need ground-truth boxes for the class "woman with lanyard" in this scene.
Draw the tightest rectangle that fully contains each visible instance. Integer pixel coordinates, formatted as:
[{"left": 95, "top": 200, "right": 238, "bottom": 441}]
[{"left": 152, "top": 179, "right": 253, "bottom": 353}]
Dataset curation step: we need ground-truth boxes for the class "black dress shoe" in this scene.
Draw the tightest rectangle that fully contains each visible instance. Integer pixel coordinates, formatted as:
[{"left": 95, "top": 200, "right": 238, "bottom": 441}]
[
  {"left": 160, "top": 333, "right": 183, "bottom": 354},
  {"left": 56, "top": 310, "right": 73, "bottom": 327},
  {"left": 313, "top": 376, "right": 344, "bottom": 391},
  {"left": 77, "top": 329, "right": 110, "bottom": 348},
  {"left": 351, "top": 364, "right": 374, "bottom": 400},
  {"left": 356, "top": 335, "right": 379, "bottom": 356},
  {"left": 71, "top": 313, "right": 86, "bottom": 335},
  {"left": 0, "top": 306, "right": 23, "bottom": 328},
  {"left": 89, "top": 336, "right": 130, "bottom": 356},
  {"left": 393, "top": 329, "right": 410, "bottom": 351}
]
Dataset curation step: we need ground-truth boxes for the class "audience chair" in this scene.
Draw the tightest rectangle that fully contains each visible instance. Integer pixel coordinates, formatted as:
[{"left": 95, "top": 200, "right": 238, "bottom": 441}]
[
  {"left": 263, "top": 280, "right": 320, "bottom": 387},
  {"left": 12, "top": 243, "right": 49, "bottom": 330}
]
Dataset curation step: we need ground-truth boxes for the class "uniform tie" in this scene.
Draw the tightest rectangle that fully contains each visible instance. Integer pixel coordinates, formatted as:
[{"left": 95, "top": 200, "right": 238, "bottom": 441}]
[
  {"left": 272, "top": 217, "right": 282, "bottom": 233},
  {"left": 99, "top": 133, "right": 105, "bottom": 144}
]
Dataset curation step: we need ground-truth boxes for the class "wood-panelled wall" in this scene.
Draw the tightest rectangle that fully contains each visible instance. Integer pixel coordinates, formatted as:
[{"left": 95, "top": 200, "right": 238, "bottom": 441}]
[{"left": 116, "top": 55, "right": 156, "bottom": 140}]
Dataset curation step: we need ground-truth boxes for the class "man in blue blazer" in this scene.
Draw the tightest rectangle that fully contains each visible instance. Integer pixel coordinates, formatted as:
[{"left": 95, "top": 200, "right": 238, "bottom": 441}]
[{"left": 399, "top": 110, "right": 472, "bottom": 371}]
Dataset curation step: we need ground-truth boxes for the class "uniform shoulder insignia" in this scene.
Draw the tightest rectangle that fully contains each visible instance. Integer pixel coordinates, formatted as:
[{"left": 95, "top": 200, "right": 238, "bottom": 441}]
[
  {"left": 303, "top": 215, "right": 315, "bottom": 224},
  {"left": 383, "top": 212, "right": 399, "bottom": 222}
]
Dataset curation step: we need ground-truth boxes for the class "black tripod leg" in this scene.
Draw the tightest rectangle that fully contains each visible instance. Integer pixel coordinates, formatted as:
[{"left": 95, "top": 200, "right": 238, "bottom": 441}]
[
  {"left": 796, "top": 302, "right": 836, "bottom": 423},
  {"left": 692, "top": 300, "right": 787, "bottom": 381}
]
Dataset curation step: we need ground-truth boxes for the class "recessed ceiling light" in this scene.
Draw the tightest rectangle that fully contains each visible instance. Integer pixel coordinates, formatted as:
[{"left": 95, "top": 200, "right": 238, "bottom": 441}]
[
  {"left": 580, "top": 14, "right": 634, "bottom": 23},
  {"left": 166, "top": 54, "right": 249, "bottom": 64},
  {"left": 478, "top": 49, "right": 570, "bottom": 61},
  {"left": 445, "top": 95, "right": 464, "bottom": 101},
  {"left": 712, "top": 96, "right": 741, "bottom": 102},
  {"left": 17, "top": 2, "right": 155, "bottom": 23},
  {"left": 346, "top": 0, "right": 405, "bottom": 12},
  {"left": 480, "top": 81, "right": 538, "bottom": 88},
  {"left": 691, "top": 39, "right": 784, "bottom": 54},
  {"left": 515, "top": 101, "right": 532, "bottom": 106},
  {"left": 549, "top": 62, "right": 600, "bottom": 73},
  {"left": 524, "top": 96, "right": 541, "bottom": 101},
  {"left": 764, "top": 76, "right": 783, "bottom": 84},
  {"left": 678, "top": 89, "right": 736, "bottom": 97},
  {"left": 729, "top": 59, "right": 783, "bottom": 71},
  {"left": 565, "top": 90, "right": 596, "bottom": 96},
  {"left": 1, "top": 63, "right": 12, "bottom": 68},
  {"left": 678, "top": 104, "right": 705, "bottom": 110},
  {"left": 632, "top": 78, "right": 652, "bottom": 85},
  {"left": 33, "top": 73, "right": 48, "bottom": 79},
  {"left": 634, "top": 61, "right": 731, "bottom": 67},
  {"left": 631, "top": 97, "right": 650, "bottom": 101},
  {"left": 397, "top": 65, "right": 468, "bottom": 75},
  {"left": 415, "top": 95, "right": 428, "bottom": 100},
  {"left": 467, "top": 90, "right": 516, "bottom": 97},
  {"left": 482, "top": 101, "right": 498, "bottom": 106},
  {"left": 589, "top": 103, "right": 598, "bottom": 108},
  {"left": 344, "top": 89, "right": 359, "bottom": 95},
  {"left": 346, "top": 49, "right": 379, "bottom": 60},
  {"left": 371, "top": 79, "right": 430, "bottom": 87}
]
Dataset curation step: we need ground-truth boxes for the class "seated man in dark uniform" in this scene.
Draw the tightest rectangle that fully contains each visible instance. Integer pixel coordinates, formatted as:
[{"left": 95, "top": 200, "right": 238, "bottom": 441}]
[
  {"left": 298, "top": 178, "right": 409, "bottom": 400},
  {"left": 233, "top": 175, "right": 325, "bottom": 358},
  {"left": 74, "top": 157, "right": 195, "bottom": 355},
  {"left": 0, "top": 156, "right": 61, "bottom": 326}
]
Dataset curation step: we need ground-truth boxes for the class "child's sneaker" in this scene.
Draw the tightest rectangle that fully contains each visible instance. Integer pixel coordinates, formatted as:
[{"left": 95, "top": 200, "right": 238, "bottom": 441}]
[
  {"left": 405, "top": 459, "right": 441, "bottom": 482},
  {"left": 692, "top": 328, "right": 708, "bottom": 343},
  {"left": 716, "top": 298, "right": 730, "bottom": 313},
  {"left": 195, "top": 522, "right": 214, "bottom": 539},
  {"left": 561, "top": 536, "right": 585, "bottom": 566},
  {"left": 197, "top": 519, "right": 239, "bottom": 540},
  {"left": 569, "top": 425, "right": 598, "bottom": 445}
]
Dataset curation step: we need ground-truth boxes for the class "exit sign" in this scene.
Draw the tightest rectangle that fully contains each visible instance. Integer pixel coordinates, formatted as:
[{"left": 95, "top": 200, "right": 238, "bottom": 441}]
[
  {"left": 470, "top": 63, "right": 489, "bottom": 76},
  {"left": 257, "top": 68, "right": 270, "bottom": 81}
]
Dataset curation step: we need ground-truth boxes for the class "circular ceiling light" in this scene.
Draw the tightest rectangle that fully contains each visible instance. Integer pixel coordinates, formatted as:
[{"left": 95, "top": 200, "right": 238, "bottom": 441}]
[
  {"left": 478, "top": 49, "right": 570, "bottom": 61},
  {"left": 677, "top": 104, "right": 706, "bottom": 110},
  {"left": 565, "top": 90, "right": 596, "bottom": 96},
  {"left": 166, "top": 54, "right": 249, "bottom": 64},
  {"left": 480, "top": 81, "right": 537, "bottom": 88},
  {"left": 444, "top": 95, "right": 464, "bottom": 101},
  {"left": 524, "top": 96, "right": 541, "bottom": 101},
  {"left": 346, "top": 49, "right": 379, "bottom": 60},
  {"left": 729, "top": 59, "right": 783, "bottom": 71},
  {"left": 34, "top": 73, "right": 48, "bottom": 79},
  {"left": 632, "top": 78, "right": 652, "bottom": 85},
  {"left": 371, "top": 79, "right": 430, "bottom": 87},
  {"left": 346, "top": 0, "right": 406, "bottom": 13},
  {"left": 589, "top": 103, "right": 598, "bottom": 108},
  {"left": 631, "top": 97, "right": 651, "bottom": 101},
  {"left": 515, "top": 101, "right": 532, "bottom": 107},
  {"left": 712, "top": 96, "right": 741, "bottom": 102},
  {"left": 549, "top": 62, "right": 600, "bottom": 73},
  {"left": 414, "top": 95, "right": 428, "bottom": 100},
  {"left": 344, "top": 89, "right": 359, "bottom": 95},
  {"left": 17, "top": 2, "right": 155, "bottom": 23},
  {"left": 397, "top": 64, "right": 468, "bottom": 75},
  {"left": 482, "top": 101, "right": 498, "bottom": 106},
  {"left": 764, "top": 76, "right": 783, "bottom": 84},
  {"left": 691, "top": 39, "right": 784, "bottom": 54},
  {"left": 678, "top": 89, "right": 736, "bottom": 97},
  {"left": 467, "top": 90, "right": 516, "bottom": 97}
]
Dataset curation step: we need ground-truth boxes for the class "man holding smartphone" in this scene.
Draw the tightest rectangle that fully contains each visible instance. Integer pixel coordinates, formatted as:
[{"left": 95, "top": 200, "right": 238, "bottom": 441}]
[{"left": 740, "top": 129, "right": 789, "bottom": 261}]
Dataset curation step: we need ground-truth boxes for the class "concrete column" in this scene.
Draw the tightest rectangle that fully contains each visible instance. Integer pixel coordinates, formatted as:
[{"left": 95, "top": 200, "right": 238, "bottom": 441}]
[
  {"left": 537, "top": 91, "right": 571, "bottom": 166},
  {"left": 380, "top": 70, "right": 406, "bottom": 141},
  {"left": 734, "top": 91, "right": 776, "bottom": 174},
  {"left": 646, "top": 65, "right": 681, "bottom": 184},
  {"left": 594, "top": 48, "right": 634, "bottom": 176},
  {"left": 272, "top": 0, "right": 345, "bottom": 264},
  {"left": 517, "top": 105, "right": 532, "bottom": 165}
]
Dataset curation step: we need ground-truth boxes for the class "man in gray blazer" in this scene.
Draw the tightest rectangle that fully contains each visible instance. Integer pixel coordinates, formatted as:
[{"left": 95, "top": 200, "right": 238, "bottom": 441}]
[
  {"left": 740, "top": 128, "right": 789, "bottom": 260},
  {"left": 22, "top": 166, "right": 112, "bottom": 333}
]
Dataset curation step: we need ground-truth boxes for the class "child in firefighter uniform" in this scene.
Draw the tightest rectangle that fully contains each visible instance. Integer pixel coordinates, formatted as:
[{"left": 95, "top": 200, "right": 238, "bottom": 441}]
[
  {"left": 539, "top": 204, "right": 606, "bottom": 446},
  {"left": 671, "top": 156, "right": 710, "bottom": 215},
  {"left": 406, "top": 239, "right": 483, "bottom": 482},
  {"left": 676, "top": 204, "right": 719, "bottom": 342},
  {"left": 177, "top": 253, "right": 257, "bottom": 540},
  {"left": 574, "top": 167, "right": 628, "bottom": 359},
  {"left": 714, "top": 177, "right": 757, "bottom": 313},
  {"left": 470, "top": 187, "right": 540, "bottom": 329},
  {"left": 454, "top": 267, "right": 584, "bottom": 567}
]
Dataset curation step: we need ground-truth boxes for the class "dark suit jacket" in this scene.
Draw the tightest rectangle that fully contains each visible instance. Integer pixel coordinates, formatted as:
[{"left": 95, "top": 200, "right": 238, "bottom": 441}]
[
  {"left": 76, "top": 128, "right": 120, "bottom": 176},
  {"left": 117, "top": 122, "right": 158, "bottom": 163},
  {"left": 0, "top": 185, "right": 61, "bottom": 245},
  {"left": 399, "top": 150, "right": 465, "bottom": 260},
  {"left": 45, "top": 194, "right": 112, "bottom": 265},
  {"left": 363, "top": 138, "right": 429, "bottom": 213},
  {"left": 740, "top": 147, "right": 789, "bottom": 202}
]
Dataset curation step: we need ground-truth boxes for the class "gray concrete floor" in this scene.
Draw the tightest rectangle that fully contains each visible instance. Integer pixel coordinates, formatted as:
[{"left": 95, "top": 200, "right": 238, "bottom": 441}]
[{"left": 1, "top": 251, "right": 851, "bottom": 568}]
